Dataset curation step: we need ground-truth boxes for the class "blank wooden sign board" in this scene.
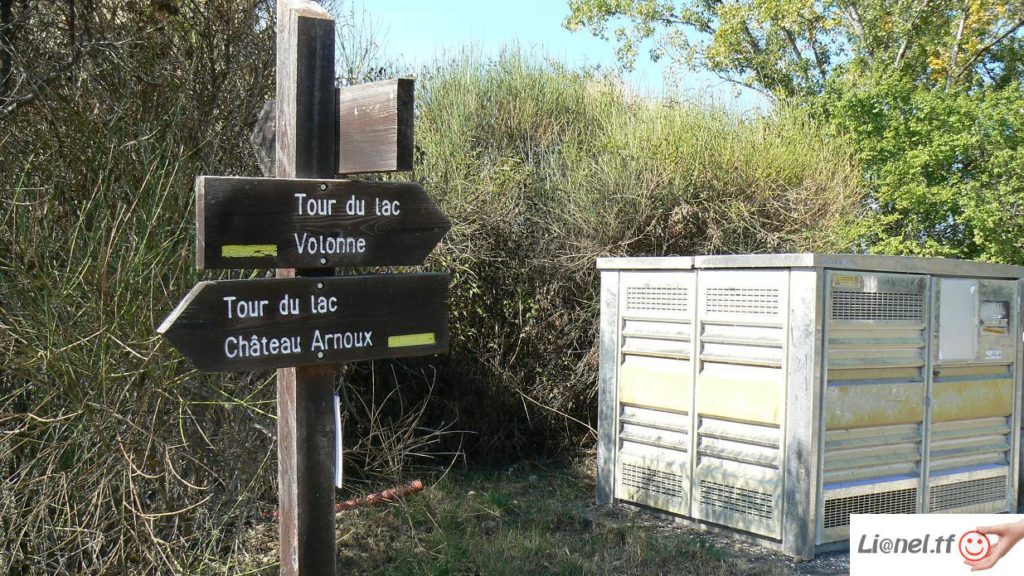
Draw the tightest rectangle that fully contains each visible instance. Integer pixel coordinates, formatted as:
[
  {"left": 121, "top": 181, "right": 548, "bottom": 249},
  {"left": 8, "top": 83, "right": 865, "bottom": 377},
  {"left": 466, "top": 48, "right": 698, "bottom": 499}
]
[
  {"left": 157, "top": 1, "right": 448, "bottom": 574},
  {"left": 250, "top": 78, "right": 415, "bottom": 177},
  {"left": 338, "top": 78, "right": 414, "bottom": 174}
]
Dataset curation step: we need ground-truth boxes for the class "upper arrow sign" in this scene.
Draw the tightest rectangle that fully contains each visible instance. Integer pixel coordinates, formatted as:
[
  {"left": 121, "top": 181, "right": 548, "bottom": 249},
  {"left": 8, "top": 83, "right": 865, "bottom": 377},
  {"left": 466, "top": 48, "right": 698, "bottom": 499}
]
[{"left": 196, "top": 176, "right": 450, "bottom": 269}]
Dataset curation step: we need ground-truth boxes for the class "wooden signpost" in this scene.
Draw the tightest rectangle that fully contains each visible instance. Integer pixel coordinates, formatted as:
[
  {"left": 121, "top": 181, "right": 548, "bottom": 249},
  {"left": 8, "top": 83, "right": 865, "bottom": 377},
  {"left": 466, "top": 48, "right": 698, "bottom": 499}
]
[
  {"left": 196, "top": 176, "right": 449, "bottom": 269},
  {"left": 157, "top": 1, "right": 448, "bottom": 574}
]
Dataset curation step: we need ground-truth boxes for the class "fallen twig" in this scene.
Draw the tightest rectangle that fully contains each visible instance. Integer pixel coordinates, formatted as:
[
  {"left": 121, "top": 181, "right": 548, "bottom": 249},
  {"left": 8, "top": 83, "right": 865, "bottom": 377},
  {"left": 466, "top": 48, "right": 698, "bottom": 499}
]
[
  {"left": 264, "top": 479, "right": 426, "bottom": 521},
  {"left": 335, "top": 479, "right": 425, "bottom": 511}
]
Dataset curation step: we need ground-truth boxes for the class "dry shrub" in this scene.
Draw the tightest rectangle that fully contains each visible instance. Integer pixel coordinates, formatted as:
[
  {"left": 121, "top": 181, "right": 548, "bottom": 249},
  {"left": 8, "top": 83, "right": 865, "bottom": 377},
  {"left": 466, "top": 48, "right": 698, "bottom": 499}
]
[{"left": 1, "top": 1, "right": 277, "bottom": 573}]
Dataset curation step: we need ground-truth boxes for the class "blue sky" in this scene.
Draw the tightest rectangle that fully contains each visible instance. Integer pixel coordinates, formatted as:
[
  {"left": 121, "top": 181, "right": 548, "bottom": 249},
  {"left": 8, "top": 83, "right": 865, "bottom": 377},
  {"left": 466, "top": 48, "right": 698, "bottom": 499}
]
[{"left": 359, "top": 0, "right": 768, "bottom": 111}]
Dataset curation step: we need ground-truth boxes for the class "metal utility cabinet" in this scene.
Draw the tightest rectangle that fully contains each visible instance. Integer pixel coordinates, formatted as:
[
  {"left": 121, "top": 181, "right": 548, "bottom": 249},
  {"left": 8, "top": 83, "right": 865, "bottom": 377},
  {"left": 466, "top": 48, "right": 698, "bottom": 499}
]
[{"left": 596, "top": 254, "right": 1024, "bottom": 558}]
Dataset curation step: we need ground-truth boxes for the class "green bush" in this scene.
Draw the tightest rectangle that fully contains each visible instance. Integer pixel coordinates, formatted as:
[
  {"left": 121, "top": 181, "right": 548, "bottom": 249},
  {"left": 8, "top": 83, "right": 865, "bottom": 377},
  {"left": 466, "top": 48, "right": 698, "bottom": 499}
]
[{"left": 814, "top": 77, "right": 1024, "bottom": 262}]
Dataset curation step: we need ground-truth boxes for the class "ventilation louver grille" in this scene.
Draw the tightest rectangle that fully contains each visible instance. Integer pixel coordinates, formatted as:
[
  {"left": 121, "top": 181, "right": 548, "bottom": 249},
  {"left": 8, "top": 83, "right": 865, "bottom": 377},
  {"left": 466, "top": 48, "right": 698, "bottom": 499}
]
[
  {"left": 699, "top": 480, "right": 774, "bottom": 520},
  {"left": 832, "top": 290, "right": 924, "bottom": 322},
  {"left": 705, "top": 288, "right": 779, "bottom": 316},
  {"left": 823, "top": 488, "right": 917, "bottom": 529},
  {"left": 621, "top": 463, "right": 685, "bottom": 498},
  {"left": 930, "top": 476, "right": 1007, "bottom": 511},
  {"left": 625, "top": 286, "right": 687, "bottom": 314}
]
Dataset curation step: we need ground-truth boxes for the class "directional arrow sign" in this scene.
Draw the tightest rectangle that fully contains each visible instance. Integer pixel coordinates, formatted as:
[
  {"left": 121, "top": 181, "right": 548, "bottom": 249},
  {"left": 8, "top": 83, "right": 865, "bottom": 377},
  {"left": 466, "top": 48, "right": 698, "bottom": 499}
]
[
  {"left": 196, "top": 176, "right": 450, "bottom": 269},
  {"left": 157, "top": 274, "right": 448, "bottom": 372}
]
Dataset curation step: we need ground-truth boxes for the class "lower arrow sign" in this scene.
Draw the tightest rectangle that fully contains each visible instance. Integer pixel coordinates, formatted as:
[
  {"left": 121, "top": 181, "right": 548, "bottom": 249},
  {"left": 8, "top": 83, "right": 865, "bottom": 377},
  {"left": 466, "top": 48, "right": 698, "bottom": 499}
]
[{"left": 157, "top": 274, "right": 448, "bottom": 372}]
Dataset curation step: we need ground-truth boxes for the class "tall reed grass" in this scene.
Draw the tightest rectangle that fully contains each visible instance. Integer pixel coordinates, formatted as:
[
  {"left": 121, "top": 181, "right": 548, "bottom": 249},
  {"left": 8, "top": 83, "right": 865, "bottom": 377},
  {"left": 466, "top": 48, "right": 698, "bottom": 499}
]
[{"left": 411, "top": 53, "right": 863, "bottom": 458}]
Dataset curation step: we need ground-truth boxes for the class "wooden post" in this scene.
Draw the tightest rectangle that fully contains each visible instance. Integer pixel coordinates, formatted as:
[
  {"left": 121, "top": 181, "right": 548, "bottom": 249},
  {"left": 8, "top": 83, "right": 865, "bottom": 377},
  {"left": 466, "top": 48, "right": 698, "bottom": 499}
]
[
  {"left": 155, "top": 4, "right": 447, "bottom": 574},
  {"left": 275, "top": 1, "right": 336, "bottom": 575}
]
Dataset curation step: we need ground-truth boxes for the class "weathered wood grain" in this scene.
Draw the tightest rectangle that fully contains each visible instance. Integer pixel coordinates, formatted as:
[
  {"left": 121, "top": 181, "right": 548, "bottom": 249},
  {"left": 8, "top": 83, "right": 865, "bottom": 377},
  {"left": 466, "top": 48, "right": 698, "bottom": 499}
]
[
  {"left": 274, "top": 2, "right": 336, "bottom": 575},
  {"left": 275, "top": 1, "right": 333, "bottom": 183},
  {"left": 251, "top": 77, "right": 415, "bottom": 177},
  {"left": 195, "top": 176, "right": 449, "bottom": 269},
  {"left": 251, "top": 100, "right": 277, "bottom": 177},
  {"left": 337, "top": 78, "right": 414, "bottom": 174}
]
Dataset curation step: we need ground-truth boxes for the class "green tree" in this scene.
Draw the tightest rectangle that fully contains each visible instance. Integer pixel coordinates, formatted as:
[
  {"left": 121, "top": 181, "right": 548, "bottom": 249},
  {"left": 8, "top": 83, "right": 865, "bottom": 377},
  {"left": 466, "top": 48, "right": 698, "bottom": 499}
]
[
  {"left": 566, "top": 0, "right": 1024, "bottom": 263},
  {"left": 564, "top": 0, "right": 1024, "bottom": 99},
  {"left": 817, "top": 77, "right": 1024, "bottom": 261}
]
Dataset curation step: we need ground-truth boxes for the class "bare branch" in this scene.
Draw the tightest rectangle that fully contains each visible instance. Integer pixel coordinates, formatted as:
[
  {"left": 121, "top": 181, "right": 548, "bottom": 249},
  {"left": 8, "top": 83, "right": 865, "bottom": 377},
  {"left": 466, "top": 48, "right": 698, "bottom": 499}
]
[
  {"left": 0, "top": 44, "right": 82, "bottom": 120},
  {"left": 801, "top": 17, "right": 829, "bottom": 84},
  {"left": 1, "top": 0, "right": 14, "bottom": 97},
  {"left": 841, "top": 1, "right": 870, "bottom": 58},
  {"left": 714, "top": 68, "right": 779, "bottom": 102},
  {"left": 946, "top": 0, "right": 969, "bottom": 89},
  {"left": 780, "top": 24, "right": 817, "bottom": 90},
  {"left": 953, "top": 16, "right": 1024, "bottom": 83}
]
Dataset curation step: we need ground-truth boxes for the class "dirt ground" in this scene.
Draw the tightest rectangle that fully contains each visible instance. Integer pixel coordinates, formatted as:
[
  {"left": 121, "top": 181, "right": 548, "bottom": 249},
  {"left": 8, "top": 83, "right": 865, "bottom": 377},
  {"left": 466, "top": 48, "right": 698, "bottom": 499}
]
[
  {"left": 598, "top": 500, "right": 1024, "bottom": 574},
  {"left": 589, "top": 504, "right": 850, "bottom": 576}
]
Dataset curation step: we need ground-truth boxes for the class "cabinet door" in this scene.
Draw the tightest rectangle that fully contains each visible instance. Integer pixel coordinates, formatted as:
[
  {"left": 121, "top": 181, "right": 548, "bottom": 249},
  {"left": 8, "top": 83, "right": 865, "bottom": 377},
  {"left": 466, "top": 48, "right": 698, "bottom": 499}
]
[
  {"left": 820, "top": 271, "right": 928, "bottom": 543},
  {"left": 928, "top": 278, "right": 1017, "bottom": 514},
  {"left": 614, "top": 272, "right": 695, "bottom": 516},
  {"left": 692, "top": 269, "right": 788, "bottom": 539}
]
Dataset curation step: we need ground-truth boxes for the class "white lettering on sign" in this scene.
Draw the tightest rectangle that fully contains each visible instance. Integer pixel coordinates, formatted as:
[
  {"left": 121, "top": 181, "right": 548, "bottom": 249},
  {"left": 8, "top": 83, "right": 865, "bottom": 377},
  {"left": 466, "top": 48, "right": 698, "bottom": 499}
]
[
  {"left": 311, "top": 329, "right": 373, "bottom": 351},
  {"left": 279, "top": 294, "right": 300, "bottom": 315},
  {"left": 346, "top": 195, "right": 365, "bottom": 215},
  {"left": 223, "top": 296, "right": 270, "bottom": 319},
  {"left": 309, "top": 295, "right": 338, "bottom": 314},
  {"left": 294, "top": 193, "right": 337, "bottom": 216},
  {"left": 293, "top": 232, "right": 366, "bottom": 255},
  {"left": 375, "top": 198, "right": 400, "bottom": 216},
  {"left": 224, "top": 334, "right": 302, "bottom": 358}
]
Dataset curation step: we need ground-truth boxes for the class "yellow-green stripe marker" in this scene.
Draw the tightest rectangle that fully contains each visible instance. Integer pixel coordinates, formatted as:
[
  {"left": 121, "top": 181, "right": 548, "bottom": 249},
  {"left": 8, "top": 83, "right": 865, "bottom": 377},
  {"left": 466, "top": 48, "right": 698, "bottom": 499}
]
[{"left": 388, "top": 333, "right": 436, "bottom": 348}]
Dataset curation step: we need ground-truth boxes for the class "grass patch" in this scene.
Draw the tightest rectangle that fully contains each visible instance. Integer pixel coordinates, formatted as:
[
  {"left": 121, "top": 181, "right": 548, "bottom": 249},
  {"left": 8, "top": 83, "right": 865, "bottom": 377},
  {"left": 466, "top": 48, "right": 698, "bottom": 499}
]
[{"left": 227, "top": 461, "right": 794, "bottom": 575}]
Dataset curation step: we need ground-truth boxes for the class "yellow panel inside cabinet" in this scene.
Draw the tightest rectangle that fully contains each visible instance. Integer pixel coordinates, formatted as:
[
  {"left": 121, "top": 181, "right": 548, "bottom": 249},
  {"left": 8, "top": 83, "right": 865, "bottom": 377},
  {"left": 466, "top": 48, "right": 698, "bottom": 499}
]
[
  {"left": 697, "top": 362, "right": 782, "bottom": 425},
  {"left": 825, "top": 382, "right": 925, "bottom": 429},
  {"left": 932, "top": 378, "right": 1014, "bottom": 421},
  {"left": 619, "top": 355, "right": 691, "bottom": 413}
]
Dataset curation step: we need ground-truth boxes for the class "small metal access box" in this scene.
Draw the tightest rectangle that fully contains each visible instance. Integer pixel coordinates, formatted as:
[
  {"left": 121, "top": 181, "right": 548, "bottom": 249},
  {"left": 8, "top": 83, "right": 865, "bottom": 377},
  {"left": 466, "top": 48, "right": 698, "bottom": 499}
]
[{"left": 596, "top": 254, "right": 1024, "bottom": 558}]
